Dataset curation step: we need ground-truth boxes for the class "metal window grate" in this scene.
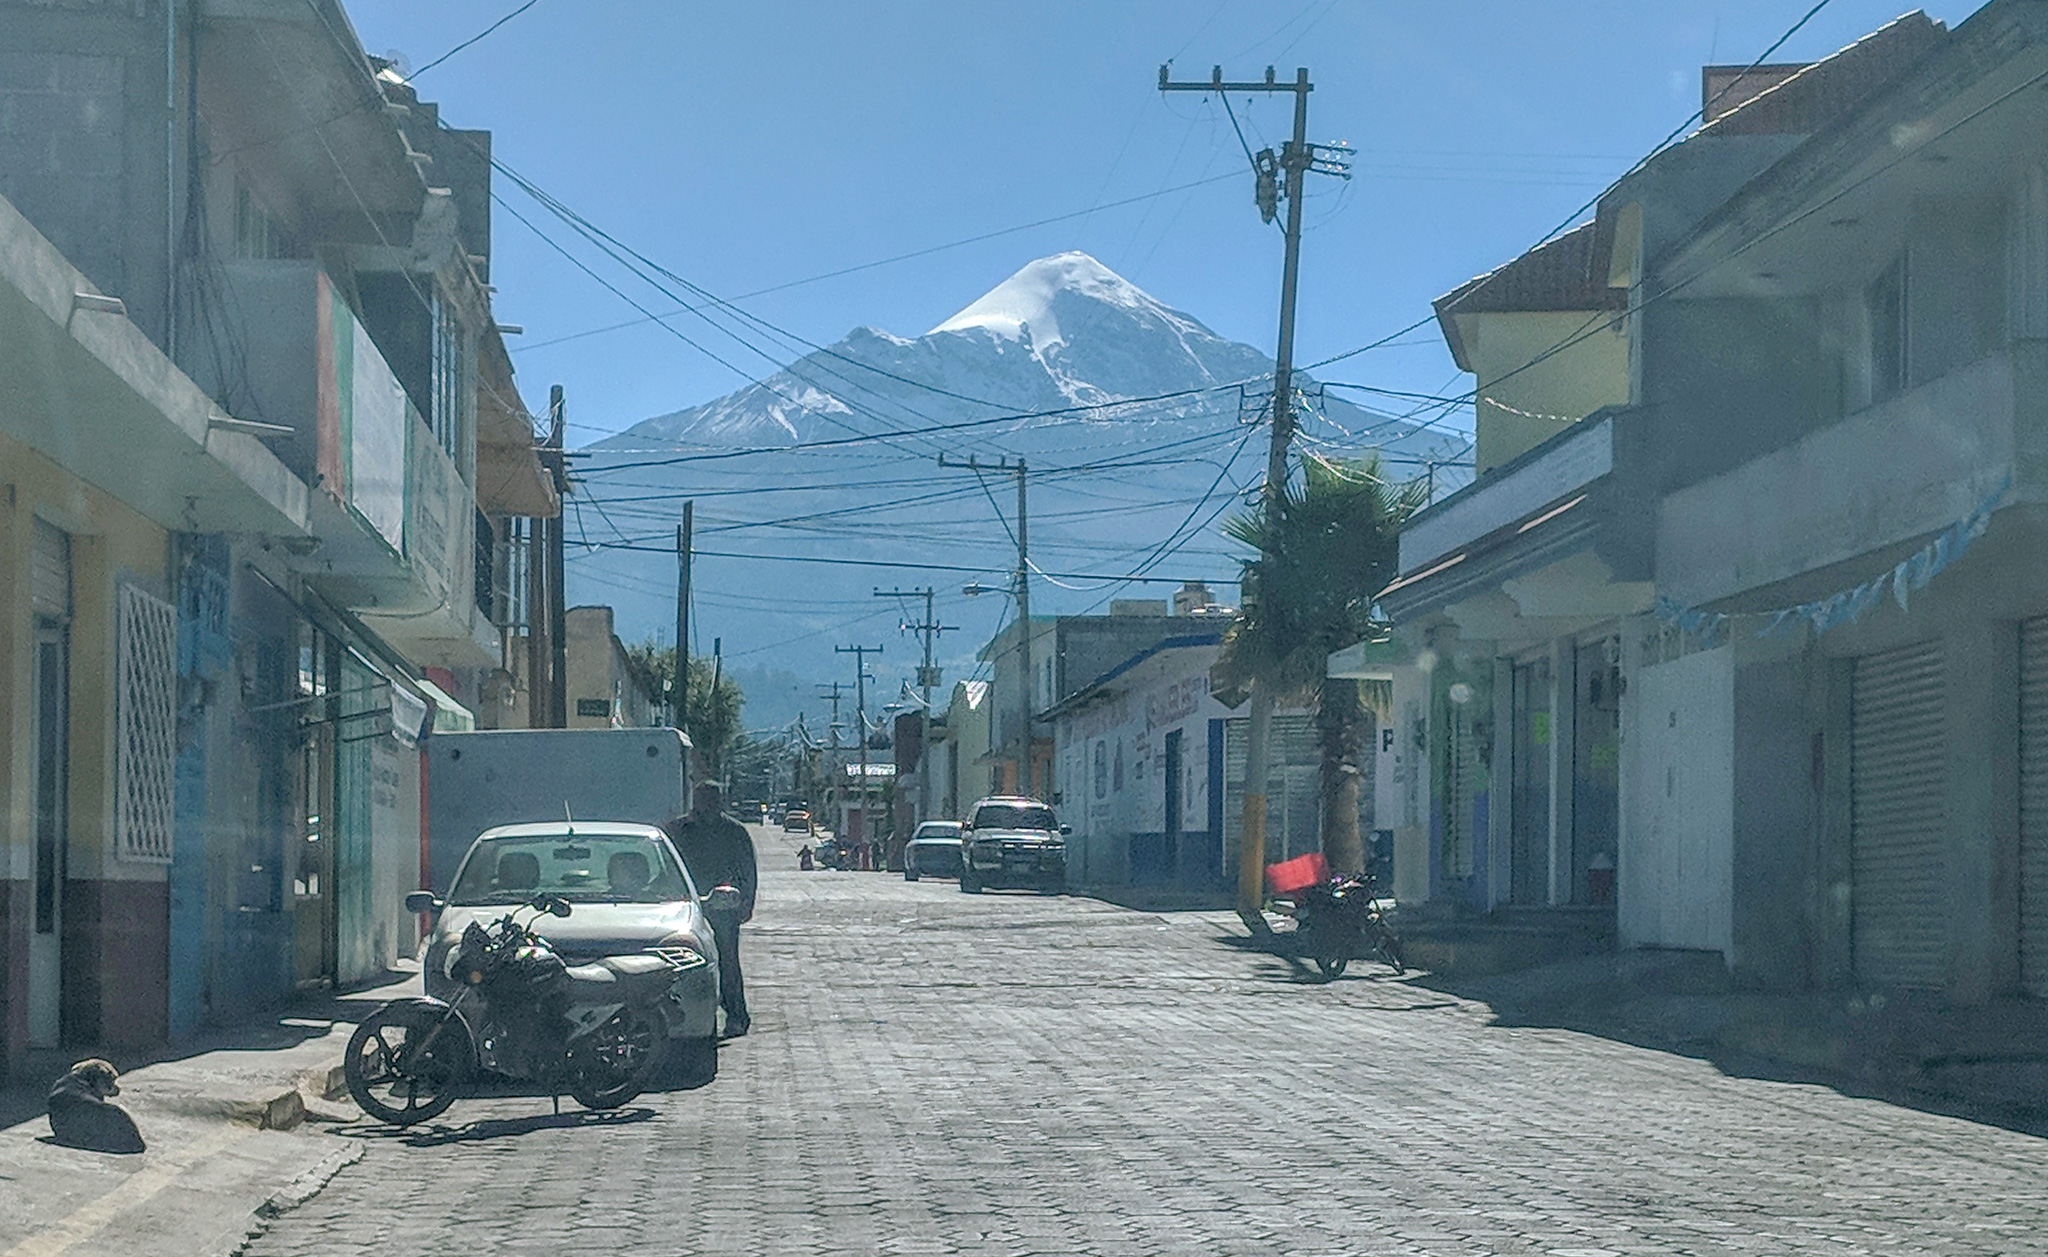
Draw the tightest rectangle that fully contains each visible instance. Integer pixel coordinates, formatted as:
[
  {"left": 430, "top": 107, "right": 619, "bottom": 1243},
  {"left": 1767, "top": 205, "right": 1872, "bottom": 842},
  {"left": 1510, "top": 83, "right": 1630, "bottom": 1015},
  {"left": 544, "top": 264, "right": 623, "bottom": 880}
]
[{"left": 115, "top": 584, "right": 177, "bottom": 864}]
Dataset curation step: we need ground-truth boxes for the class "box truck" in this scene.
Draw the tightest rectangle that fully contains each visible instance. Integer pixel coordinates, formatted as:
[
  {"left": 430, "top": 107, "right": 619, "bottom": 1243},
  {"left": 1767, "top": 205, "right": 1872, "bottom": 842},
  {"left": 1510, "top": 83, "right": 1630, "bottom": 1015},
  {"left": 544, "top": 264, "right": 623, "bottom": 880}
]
[{"left": 424, "top": 727, "right": 693, "bottom": 893}]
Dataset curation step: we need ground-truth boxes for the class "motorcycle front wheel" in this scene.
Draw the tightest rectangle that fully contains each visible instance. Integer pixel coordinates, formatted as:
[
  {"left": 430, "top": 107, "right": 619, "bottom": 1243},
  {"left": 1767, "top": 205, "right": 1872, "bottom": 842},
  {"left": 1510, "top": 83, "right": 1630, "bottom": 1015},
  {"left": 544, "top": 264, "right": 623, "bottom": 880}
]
[
  {"left": 345, "top": 1000, "right": 474, "bottom": 1126},
  {"left": 568, "top": 1004, "right": 668, "bottom": 1110},
  {"left": 1375, "top": 931, "right": 1408, "bottom": 975}
]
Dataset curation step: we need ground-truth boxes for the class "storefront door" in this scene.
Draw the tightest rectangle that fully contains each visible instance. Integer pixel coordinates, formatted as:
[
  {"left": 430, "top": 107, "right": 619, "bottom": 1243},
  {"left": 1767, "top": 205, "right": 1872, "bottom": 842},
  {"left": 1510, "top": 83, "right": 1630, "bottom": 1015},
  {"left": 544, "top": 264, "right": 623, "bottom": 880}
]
[
  {"left": 29, "top": 621, "right": 69, "bottom": 1047},
  {"left": 1510, "top": 659, "right": 1552, "bottom": 904}
]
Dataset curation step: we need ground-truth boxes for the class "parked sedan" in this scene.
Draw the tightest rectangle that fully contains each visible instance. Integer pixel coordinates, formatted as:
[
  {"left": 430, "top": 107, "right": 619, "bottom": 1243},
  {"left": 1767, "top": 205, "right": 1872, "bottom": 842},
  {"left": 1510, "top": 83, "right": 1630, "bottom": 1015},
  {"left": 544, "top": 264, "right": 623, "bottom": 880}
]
[
  {"left": 417, "top": 822, "right": 722, "bottom": 1075},
  {"left": 903, "top": 821, "right": 965, "bottom": 881}
]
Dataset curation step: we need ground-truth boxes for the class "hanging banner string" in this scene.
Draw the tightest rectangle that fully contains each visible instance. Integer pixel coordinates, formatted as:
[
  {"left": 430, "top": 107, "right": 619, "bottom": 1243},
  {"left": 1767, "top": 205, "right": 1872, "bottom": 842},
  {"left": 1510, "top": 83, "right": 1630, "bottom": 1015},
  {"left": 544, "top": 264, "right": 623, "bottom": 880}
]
[{"left": 1652, "top": 475, "right": 2009, "bottom": 642}]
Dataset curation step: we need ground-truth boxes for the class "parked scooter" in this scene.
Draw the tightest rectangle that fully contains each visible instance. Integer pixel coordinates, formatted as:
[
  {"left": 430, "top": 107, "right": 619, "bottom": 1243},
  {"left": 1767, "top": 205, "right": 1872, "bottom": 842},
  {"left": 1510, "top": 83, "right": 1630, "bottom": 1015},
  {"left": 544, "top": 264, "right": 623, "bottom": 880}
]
[
  {"left": 344, "top": 893, "right": 694, "bottom": 1125},
  {"left": 1291, "top": 874, "right": 1407, "bottom": 981}
]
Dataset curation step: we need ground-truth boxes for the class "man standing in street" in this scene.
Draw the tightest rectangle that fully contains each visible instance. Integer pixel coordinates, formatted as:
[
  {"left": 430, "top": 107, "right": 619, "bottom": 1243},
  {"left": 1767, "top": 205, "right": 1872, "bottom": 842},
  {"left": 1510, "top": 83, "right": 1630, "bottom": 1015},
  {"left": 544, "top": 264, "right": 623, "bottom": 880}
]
[{"left": 666, "top": 782, "right": 757, "bottom": 1037}]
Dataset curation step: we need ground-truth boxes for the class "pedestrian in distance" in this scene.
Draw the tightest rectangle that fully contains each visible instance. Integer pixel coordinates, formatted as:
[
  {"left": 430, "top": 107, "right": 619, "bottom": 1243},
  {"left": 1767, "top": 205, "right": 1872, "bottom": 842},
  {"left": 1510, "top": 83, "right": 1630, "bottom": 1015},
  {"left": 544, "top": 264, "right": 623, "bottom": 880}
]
[
  {"left": 665, "top": 782, "right": 757, "bottom": 1037},
  {"left": 798, "top": 844, "right": 814, "bottom": 871}
]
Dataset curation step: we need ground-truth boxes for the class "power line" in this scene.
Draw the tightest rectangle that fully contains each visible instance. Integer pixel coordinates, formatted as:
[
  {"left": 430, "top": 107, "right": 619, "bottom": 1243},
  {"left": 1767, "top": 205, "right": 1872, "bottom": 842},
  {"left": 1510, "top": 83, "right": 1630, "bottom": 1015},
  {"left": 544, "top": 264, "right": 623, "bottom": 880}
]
[
  {"left": 1300, "top": 0, "right": 1841, "bottom": 380},
  {"left": 407, "top": 0, "right": 544, "bottom": 79},
  {"left": 512, "top": 172, "right": 1240, "bottom": 355}
]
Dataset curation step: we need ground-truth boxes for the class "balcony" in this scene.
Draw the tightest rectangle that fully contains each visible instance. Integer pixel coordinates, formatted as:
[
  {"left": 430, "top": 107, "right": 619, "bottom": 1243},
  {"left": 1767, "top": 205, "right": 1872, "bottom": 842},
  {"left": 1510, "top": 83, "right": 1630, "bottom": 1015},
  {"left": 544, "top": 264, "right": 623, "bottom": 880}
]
[
  {"left": 1656, "top": 352, "right": 2017, "bottom": 608},
  {"left": 191, "top": 259, "right": 493, "bottom": 667},
  {"left": 0, "top": 193, "right": 309, "bottom": 537},
  {"left": 1399, "top": 417, "right": 1615, "bottom": 575}
]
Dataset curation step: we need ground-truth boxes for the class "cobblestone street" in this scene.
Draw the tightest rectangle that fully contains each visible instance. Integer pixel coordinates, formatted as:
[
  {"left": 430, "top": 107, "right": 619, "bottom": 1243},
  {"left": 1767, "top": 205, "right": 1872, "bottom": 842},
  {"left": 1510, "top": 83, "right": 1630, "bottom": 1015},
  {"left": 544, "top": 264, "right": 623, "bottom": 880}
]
[{"left": 250, "top": 828, "right": 2048, "bottom": 1257}]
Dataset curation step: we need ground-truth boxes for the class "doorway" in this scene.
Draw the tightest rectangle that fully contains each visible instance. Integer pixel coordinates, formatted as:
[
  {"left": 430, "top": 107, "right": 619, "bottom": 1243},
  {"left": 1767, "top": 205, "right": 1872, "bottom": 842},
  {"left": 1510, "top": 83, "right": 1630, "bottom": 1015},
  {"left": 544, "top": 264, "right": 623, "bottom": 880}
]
[
  {"left": 1163, "top": 729, "right": 1184, "bottom": 883},
  {"left": 1510, "top": 658, "right": 1552, "bottom": 904},
  {"left": 29, "top": 620, "right": 70, "bottom": 1047},
  {"left": 1572, "top": 638, "right": 1623, "bottom": 903}
]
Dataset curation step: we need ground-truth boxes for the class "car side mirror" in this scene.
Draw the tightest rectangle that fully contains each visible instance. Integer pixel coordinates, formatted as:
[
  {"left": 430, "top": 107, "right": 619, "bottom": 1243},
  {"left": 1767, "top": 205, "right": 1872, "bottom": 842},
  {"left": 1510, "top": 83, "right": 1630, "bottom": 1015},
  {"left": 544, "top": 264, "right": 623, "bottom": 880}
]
[
  {"left": 405, "top": 890, "right": 444, "bottom": 915},
  {"left": 704, "top": 884, "right": 743, "bottom": 916},
  {"left": 1059, "top": 824, "right": 1072, "bottom": 835}
]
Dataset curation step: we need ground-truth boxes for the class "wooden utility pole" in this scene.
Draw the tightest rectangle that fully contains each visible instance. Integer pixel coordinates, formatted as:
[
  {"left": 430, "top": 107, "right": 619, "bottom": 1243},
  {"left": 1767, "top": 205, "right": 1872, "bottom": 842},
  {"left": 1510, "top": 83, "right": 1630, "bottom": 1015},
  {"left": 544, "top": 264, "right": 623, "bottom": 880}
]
[
  {"left": 675, "top": 500, "right": 693, "bottom": 732},
  {"left": 836, "top": 644, "right": 883, "bottom": 859},
  {"left": 938, "top": 455, "right": 1030, "bottom": 794},
  {"left": 877, "top": 586, "right": 955, "bottom": 825},
  {"left": 1159, "top": 65, "right": 1347, "bottom": 928},
  {"left": 546, "top": 385, "right": 569, "bottom": 729}
]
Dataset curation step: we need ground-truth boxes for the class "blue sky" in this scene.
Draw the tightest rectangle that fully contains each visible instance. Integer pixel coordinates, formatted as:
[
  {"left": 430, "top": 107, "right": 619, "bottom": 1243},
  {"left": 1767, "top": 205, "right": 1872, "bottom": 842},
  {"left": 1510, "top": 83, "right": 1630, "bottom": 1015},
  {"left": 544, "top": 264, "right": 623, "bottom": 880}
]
[{"left": 345, "top": 0, "right": 1974, "bottom": 448}]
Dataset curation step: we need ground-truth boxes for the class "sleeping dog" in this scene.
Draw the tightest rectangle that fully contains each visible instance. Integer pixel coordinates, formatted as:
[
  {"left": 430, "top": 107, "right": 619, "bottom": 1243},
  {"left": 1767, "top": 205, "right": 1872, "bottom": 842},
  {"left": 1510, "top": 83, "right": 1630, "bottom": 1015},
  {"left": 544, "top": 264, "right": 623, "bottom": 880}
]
[{"left": 47, "top": 1059, "right": 146, "bottom": 1154}]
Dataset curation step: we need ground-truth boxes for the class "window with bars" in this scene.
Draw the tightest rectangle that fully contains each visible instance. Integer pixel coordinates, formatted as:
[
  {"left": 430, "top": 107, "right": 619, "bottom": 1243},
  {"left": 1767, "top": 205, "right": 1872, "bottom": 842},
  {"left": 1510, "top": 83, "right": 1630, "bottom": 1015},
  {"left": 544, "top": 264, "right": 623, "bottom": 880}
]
[{"left": 115, "top": 584, "right": 177, "bottom": 864}]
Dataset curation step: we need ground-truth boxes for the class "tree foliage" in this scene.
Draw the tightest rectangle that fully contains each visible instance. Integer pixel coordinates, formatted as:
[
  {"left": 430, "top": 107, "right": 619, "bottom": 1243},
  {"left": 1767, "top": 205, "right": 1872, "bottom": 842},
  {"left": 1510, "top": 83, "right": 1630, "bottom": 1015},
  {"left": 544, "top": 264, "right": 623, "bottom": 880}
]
[
  {"left": 628, "top": 641, "right": 745, "bottom": 778},
  {"left": 1217, "top": 452, "right": 1426, "bottom": 874}
]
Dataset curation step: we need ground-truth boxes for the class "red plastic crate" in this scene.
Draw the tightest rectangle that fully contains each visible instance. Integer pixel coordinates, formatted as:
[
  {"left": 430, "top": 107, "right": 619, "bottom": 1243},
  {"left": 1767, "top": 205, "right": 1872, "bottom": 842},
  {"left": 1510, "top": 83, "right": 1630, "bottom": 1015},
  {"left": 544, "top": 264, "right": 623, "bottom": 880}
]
[{"left": 1265, "top": 851, "right": 1329, "bottom": 895}]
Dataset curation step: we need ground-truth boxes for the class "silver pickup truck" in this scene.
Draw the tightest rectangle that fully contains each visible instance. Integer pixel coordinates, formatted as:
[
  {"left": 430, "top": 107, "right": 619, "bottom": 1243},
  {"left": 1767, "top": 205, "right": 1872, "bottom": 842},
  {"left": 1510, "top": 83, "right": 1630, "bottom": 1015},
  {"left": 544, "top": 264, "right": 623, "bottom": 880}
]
[{"left": 959, "top": 796, "right": 1068, "bottom": 895}]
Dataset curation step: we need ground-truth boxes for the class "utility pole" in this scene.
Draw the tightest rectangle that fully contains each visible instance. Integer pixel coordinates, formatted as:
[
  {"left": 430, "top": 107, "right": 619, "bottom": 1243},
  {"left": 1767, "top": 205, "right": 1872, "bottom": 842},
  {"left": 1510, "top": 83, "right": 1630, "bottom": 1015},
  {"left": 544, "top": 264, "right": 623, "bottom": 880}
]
[
  {"left": 836, "top": 644, "right": 883, "bottom": 864},
  {"left": 675, "top": 500, "right": 693, "bottom": 733},
  {"left": 877, "top": 586, "right": 956, "bottom": 826},
  {"left": 546, "top": 385, "right": 569, "bottom": 730},
  {"left": 1160, "top": 64, "right": 1349, "bottom": 928},
  {"left": 939, "top": 455, "right": 1031, "bottom": 795},
  {"left": 709, "top": 635, "right": 723, "bottom": 783},
  {"left": 815, "top": 681, "right": 844, "bottom": 747}
]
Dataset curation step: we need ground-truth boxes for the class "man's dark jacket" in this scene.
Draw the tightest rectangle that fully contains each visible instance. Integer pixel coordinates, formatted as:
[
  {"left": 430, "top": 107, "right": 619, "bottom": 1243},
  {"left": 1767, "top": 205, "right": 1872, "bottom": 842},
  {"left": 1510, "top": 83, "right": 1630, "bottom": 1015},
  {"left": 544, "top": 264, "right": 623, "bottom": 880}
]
[{"left": 666, "top": 811, "right": 757, "bottom": 921}]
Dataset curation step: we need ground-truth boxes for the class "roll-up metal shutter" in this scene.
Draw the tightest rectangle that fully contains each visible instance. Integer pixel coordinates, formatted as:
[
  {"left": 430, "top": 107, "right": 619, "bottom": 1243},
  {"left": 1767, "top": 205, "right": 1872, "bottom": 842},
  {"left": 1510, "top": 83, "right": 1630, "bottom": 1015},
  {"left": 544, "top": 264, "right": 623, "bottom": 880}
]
[
  {"left": 2018, "top": 619, "right": 2048, "bottom": 997},
  {"left": 30, "top": 520, "right": 70, "bottom": 618},
  {"left": 1850, "top": 640, "right": 1947, "bottom": 989},
  {"left": 1222, "top": 715, "right": 1320, "bottom": 871}
]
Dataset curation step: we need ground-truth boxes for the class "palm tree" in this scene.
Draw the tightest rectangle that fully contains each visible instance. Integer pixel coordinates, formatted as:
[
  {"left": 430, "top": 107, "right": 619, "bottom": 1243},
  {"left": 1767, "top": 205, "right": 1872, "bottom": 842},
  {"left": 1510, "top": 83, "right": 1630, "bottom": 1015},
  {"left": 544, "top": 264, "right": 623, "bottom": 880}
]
[{"left": 1216, "top": 452, "right": 1425, "bottom": 877}]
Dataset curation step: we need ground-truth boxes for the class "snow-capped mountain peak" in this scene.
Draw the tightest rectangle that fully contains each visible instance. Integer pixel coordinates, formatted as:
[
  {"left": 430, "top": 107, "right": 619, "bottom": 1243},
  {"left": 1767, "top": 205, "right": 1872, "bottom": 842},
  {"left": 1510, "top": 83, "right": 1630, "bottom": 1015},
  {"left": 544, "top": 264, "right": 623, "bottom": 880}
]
[{"left": 929, "top": 251, "right": 1166, "bottom": 353}]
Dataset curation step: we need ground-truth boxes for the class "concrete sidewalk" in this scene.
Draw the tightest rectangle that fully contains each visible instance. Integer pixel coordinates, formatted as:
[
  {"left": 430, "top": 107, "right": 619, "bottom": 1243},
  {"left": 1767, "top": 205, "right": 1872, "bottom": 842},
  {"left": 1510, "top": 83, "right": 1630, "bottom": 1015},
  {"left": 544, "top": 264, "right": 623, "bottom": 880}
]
[
  {"left": 1414, "top": 949, "right": 2048, "bottom": 1134},
  {"left": 0, "top": 969, "right": 417, "bottom": 1257}
]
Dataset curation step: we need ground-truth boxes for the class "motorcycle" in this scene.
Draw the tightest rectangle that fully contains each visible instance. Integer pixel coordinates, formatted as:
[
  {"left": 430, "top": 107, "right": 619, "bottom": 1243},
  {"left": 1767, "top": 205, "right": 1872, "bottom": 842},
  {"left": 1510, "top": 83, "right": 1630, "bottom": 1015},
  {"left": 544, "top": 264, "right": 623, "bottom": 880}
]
[
  {"left": 344, "top": 892, "right": 691, "bottom": 1126},
  {"left": 1290, "top": 874, "right": 1407, "bottom": 981}
]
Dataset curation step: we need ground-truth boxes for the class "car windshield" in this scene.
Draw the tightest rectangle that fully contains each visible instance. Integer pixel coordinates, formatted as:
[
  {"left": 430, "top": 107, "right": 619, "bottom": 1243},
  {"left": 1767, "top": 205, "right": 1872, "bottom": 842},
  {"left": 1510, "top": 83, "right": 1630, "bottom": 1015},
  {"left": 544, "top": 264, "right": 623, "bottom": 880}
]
[
  {"left": 972, "top": 804, "right": 1057, "bottom": 832},
  {"left": 914, "top": 824, "right": 962, "bottom": 840},
  {"left": 448, "top": 833, "right": 693, "bottom": 906}
]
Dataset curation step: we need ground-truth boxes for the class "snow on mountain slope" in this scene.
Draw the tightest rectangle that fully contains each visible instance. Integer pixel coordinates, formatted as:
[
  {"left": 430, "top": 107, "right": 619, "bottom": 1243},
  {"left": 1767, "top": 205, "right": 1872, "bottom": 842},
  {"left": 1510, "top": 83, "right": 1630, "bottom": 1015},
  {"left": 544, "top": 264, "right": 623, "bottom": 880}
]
[{"left": 619, "top": 253, "right": 1304, "bottom": 449}]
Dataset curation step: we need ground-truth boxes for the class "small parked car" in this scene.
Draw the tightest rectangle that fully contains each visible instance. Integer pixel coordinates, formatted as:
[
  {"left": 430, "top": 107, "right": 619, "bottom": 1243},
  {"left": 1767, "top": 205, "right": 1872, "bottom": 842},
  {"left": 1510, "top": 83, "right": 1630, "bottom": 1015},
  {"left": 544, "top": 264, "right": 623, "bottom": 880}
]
[
  {"left": 783, "top": 808, "right": 812, "bottom": 833},
  {"left": 959, "top": 796, "right": 1067, "bottom": 894},
  {"left": 903, "top": 821, "right": 965, "bottom": 881},
  {"left": 414, "top": 821, "right": 722, "bottom": 1078}
]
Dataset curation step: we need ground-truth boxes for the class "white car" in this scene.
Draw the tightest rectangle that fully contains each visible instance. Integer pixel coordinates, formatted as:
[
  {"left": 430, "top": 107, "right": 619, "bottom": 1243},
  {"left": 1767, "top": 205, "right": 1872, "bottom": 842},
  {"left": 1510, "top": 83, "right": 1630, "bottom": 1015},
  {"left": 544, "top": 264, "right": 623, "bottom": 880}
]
[
  {"left": 904, "top": 821, "right": 965, "bottom": 880},
  {"left": 414, "top": 821, "right": 723, "bottom": 1077}
]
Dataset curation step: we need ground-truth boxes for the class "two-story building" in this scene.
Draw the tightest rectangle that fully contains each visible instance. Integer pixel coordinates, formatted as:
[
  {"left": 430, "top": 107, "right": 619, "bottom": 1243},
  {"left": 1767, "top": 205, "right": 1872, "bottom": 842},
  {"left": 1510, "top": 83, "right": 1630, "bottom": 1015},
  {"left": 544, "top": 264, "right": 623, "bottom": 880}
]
[
  {"left": 1383, "top": 5, "right": 2048, "bottom": 1003},
  {"left": 0, "top": 0, "right": 558, "bottom": 1078}
]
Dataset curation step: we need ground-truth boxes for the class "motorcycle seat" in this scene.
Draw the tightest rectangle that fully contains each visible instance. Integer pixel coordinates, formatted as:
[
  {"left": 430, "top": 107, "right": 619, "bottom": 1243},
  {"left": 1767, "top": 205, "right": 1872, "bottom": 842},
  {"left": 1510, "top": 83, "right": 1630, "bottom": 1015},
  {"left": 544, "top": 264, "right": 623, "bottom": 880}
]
[{"left": 563, "top": 953, "right": 676, "bottom": 1002}]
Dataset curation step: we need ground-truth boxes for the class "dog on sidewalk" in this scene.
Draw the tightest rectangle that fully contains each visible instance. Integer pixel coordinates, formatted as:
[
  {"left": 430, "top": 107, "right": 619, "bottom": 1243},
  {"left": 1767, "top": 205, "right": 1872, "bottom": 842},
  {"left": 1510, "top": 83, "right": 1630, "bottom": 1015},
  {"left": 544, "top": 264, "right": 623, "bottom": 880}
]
[{"left": 47, "top": 1059, "right": 146, "bottom": 1154}]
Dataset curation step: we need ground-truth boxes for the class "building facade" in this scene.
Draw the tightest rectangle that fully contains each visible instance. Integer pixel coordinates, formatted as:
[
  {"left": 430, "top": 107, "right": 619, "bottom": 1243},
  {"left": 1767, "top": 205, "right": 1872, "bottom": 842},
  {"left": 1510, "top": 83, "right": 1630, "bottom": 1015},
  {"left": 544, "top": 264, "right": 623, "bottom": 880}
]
[
  {"left": 0, "top": 0, "right": 556, "bottom": 1079},
  {"left": 1383, "top": 5, "right": 2048, "bottom": 1002}
]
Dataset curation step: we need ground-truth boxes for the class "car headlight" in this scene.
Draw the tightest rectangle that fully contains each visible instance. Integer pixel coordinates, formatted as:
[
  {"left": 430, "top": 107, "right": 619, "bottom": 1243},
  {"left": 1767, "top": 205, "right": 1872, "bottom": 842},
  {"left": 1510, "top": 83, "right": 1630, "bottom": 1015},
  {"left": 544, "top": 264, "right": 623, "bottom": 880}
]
[{"left": 652, "top": 939, "right": 709, "bottom": 971}]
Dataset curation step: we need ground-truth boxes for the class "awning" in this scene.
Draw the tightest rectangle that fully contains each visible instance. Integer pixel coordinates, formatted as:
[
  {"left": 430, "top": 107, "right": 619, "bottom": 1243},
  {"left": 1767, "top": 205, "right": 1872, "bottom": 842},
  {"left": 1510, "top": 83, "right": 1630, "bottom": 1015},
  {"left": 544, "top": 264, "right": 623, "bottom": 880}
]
[{"left": 415, "top": 677, "right": 476, "bottom": 733}]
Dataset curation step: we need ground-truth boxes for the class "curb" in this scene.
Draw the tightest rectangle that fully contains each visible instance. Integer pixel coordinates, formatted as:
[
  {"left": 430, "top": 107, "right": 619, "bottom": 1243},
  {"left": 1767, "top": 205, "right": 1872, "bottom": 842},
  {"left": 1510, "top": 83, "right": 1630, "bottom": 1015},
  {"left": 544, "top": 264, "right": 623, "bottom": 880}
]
[
  {"left": 203, "top": 1142, "right": 364, "bottom": 1257},
  {"left": 137, "top": 1057, "right": 348, "bottom": 1133}
]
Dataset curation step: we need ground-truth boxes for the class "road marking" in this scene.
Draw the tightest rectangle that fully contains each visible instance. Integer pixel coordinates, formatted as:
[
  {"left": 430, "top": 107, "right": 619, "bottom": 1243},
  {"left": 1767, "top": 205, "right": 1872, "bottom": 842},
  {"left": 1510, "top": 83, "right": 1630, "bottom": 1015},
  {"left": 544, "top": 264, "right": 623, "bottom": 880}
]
[{"left": 2, "top": 1124, "right": 251, "bottom": 1257}]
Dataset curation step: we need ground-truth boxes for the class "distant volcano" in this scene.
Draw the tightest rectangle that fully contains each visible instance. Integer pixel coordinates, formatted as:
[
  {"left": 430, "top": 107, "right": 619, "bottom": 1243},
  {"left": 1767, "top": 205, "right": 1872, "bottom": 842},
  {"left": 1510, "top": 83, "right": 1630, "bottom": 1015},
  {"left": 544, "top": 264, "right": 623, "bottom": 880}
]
[{"left": 572, "top": 253, "right": 1466, "bottom": 715}]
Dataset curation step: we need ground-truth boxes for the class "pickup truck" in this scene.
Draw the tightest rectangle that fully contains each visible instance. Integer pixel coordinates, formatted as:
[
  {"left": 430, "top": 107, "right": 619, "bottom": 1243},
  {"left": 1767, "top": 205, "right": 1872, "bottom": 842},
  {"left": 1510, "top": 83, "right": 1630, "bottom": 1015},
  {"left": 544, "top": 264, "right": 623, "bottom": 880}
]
[{"left": 958, "top": 796, "right": 1068, "bottom": 895}]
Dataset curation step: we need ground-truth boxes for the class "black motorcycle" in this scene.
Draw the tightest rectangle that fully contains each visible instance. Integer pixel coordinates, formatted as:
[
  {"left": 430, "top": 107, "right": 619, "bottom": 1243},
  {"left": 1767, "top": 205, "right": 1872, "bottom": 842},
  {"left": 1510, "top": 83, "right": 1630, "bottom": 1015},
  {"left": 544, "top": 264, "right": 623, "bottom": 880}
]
[
  {"left": 1291, "top": 874, "right": 1407, "bottom": 981},
  {"left": 344, "top": 893, "right": 688, "bottom": 1126}
]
